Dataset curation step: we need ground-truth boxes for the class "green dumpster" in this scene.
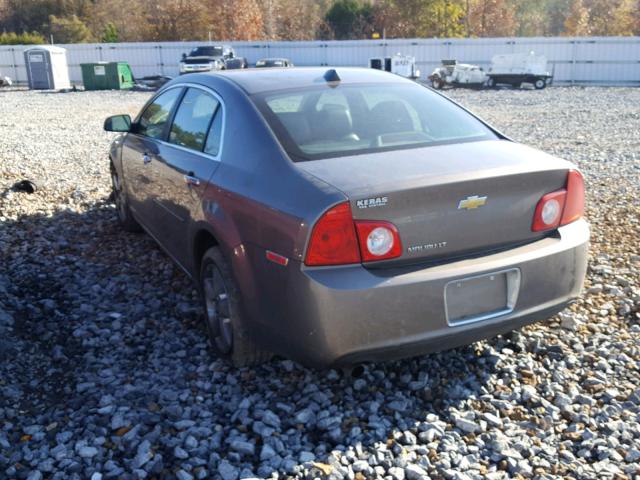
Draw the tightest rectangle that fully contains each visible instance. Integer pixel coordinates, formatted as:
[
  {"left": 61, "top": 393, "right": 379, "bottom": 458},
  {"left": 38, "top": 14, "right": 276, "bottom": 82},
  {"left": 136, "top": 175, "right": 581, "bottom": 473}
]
[{"left": 80, "top": 62, "right": 134, "bottom": 90}]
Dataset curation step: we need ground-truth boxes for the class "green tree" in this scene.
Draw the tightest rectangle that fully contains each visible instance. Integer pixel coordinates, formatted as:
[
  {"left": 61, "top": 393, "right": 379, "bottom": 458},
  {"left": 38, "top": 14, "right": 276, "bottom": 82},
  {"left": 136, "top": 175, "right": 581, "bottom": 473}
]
[
  {"left": 49, "top": 14, "right": 94, "bottom": 43},
  {"left": 0, "top": 30, "right": 45, "bottom": 44},
  {"left": 515, "top": 1, "right": 547, "bottom": 35},
  {"left": 101, "top": 21, "right": 118, "bottom": 42},
  {"left": 87, "top": 0, "right": 150, "bottom": 42},
  {"left": 325, "top": 0, "right": 371, "bottom": 39},
  {"left": 429, "top": 0, "right": 466, "bottom": 37},
  {"left": 3, "top": 0, "right": 65, "bottom": 33},
  {"left": 382, "top": 0, "right": 465, "bottom": 38}
]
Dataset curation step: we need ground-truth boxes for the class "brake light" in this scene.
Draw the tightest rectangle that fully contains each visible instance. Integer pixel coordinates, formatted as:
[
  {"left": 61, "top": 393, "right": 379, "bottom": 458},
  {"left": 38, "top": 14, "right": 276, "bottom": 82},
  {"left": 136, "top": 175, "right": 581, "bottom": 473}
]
[
  {"left": 561, "top": 170, "right": 585, "bottom": 225},
  {"left": 305, "top": 202, "right": 360, "bottom": 266},
  {"left": 532, "top": 190, "right": 566, "bottom": 231},
  {"left": 354, "top": 221, "right": 402, "bottom": 262},
  {"left": 532, "top": 170, "right": 585, "bottom": 232},
  {"left": 305, "top": 202, "right": 403, "bottom": 266}
]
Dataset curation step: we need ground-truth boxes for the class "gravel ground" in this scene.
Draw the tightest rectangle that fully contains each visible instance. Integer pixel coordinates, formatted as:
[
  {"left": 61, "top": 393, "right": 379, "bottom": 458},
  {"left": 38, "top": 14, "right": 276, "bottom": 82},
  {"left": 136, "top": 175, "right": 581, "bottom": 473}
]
[{"left": 0, "top": 86, "right": 639, "bottom": 480}]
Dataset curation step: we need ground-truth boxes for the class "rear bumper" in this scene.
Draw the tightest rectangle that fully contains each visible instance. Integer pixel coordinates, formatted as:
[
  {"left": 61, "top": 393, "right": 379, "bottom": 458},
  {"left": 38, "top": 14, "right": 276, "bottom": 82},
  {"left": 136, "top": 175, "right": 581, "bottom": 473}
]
[{"left": 249, "top": 220, "right": 589, "bottom": 367}]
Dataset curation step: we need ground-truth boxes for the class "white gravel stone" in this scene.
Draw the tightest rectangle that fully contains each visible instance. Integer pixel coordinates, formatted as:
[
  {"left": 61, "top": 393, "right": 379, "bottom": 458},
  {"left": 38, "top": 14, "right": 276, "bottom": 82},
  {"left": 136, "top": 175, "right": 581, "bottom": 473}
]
[{"left": 405, "top": 463, "right": 429, "bottom": 479}]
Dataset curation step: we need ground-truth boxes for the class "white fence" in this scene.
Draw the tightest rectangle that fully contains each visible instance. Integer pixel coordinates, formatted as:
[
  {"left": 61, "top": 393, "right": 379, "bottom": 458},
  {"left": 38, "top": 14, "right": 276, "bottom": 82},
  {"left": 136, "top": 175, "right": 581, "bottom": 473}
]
[{"left": 1, "top": 36, "right": 639, "bottom": 86}]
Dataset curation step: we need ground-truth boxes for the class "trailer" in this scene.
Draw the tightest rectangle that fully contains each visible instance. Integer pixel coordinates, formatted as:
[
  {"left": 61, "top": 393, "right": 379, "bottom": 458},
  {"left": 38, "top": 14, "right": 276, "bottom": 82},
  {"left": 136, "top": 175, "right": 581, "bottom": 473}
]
[
  {"left": 369, "top": 53, "right": 420, "bottom": 80},
  {"left": 487, "top": 53, "right": 552, "bottom": 89},
  {"left": 429, "top": 52, "right": 553, "bottom": 90},
  {"left": 429, "top": 60, "right": 487, "bottom": 89}
]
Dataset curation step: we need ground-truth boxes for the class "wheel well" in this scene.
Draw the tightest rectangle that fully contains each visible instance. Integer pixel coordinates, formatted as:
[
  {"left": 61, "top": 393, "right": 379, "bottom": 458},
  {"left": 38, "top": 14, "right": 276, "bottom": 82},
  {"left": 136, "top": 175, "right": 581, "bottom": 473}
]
[{"left": 193, "top": 230, "right": 219, "bottom": 278}]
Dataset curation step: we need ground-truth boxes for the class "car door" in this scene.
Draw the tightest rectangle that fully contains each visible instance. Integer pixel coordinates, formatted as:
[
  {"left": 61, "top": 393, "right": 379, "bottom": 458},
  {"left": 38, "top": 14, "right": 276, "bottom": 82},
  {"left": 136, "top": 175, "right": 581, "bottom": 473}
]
[
  {"left": 27, "top": 50, "right": 51, "bottom": 89},
  {"left": 121, "top": 87, "right": 183, "bottom": 231},
  {"left": 149, "top": 86, "right": 224, "bottom": 268}
]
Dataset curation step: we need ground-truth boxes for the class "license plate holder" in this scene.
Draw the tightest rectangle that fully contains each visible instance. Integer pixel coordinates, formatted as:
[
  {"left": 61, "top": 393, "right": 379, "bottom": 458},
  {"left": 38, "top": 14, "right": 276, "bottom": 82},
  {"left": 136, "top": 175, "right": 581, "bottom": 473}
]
[{"left": 445, "top": 269, "right": 520, "bottom": 326}]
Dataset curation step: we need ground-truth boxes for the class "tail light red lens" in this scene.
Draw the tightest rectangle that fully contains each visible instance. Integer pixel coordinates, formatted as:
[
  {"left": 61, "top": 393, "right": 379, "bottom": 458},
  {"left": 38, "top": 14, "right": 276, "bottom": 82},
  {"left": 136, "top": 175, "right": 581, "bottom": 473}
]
[
  {"left": 532, "top": 169, "right": 585, "bottom": 232},
  {"left": 305, "top": 202, "right": 361, "bottom": 266},
  {"left": 561, "top": 170, "right": 585, "bottom": 225},
  {"left": 532, "top": 190, "right": 566, "bottom": 231},
  {"left": 355, "top": 221, "right": 402, "bottom": 262},
  {"left": 305, "top": 202, "right": 403, "bottom": 266}
]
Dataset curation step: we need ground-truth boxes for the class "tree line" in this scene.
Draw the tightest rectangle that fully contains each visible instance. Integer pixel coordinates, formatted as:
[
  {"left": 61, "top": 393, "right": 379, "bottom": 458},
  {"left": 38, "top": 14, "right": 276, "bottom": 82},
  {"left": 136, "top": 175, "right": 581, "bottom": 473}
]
[{"left": 0, "top": 0, "right": 638, "bottom": 45}]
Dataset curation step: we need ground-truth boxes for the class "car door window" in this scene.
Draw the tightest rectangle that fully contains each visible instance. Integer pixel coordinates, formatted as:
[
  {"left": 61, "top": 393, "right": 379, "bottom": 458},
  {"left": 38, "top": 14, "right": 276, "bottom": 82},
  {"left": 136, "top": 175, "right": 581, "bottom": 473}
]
[
  {"left": 169, "top": 88, "right": 219, "bottom": 152},
  {"left": 137, "top": 88, "right": 182, "bottom": 139},
  {"left": 204, "top": 105, "right": 223, "bottom": 157}
]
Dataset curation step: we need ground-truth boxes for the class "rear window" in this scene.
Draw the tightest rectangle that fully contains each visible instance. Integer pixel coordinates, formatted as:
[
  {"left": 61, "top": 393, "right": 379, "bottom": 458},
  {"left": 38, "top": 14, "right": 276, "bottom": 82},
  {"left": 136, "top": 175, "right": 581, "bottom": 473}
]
[
  {"left": 189, "top": 47, "right": 223, "bottom": 57},
  {"left": 252, "top": 83, "right": 497, "bottom": 161}
]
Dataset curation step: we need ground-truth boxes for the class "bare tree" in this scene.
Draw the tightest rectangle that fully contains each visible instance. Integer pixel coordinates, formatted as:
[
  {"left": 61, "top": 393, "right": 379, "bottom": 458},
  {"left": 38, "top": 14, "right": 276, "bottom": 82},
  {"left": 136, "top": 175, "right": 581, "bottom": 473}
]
[{"left": 564, "top": 0, "right": 590, "bottom": 35}]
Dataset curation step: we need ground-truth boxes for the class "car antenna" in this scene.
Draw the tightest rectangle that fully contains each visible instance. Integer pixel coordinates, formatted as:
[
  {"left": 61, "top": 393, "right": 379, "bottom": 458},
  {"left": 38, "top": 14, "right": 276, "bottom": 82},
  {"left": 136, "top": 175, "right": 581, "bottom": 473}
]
[{"left": 324, "top": 69, "right": 340, "bottom": 87}]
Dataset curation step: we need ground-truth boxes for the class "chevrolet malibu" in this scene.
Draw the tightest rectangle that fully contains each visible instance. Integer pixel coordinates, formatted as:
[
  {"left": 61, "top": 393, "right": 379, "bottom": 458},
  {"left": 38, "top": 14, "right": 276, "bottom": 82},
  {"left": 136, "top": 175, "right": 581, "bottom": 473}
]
[{"left": 104, "top": 67, "right": 589, "bottom": 367}]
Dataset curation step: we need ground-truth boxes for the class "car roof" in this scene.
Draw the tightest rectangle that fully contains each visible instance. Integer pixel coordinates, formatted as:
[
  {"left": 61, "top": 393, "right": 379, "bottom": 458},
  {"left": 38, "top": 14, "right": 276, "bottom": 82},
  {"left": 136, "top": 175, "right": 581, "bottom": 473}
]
[{"left": 201, "top": 67, "right": 409, "bottom": 95}]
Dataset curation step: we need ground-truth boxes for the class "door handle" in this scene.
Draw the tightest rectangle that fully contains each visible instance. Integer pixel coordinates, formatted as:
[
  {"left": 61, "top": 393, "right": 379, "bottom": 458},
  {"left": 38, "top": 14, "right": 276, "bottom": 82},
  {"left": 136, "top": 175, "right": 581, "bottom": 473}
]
[
  {"left": 184, "top": 173, "right": 201, "bottom": 187},
  {"left": 142, "top": 153, "right": 151, "bottom": 164}
]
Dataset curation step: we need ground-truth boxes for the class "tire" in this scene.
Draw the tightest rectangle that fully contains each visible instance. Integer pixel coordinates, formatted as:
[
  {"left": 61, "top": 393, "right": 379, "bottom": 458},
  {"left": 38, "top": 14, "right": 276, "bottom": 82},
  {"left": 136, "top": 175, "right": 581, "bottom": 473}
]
[
  {"left": 431, "top": 77, "right": 443, "bottom": 89},
  {"left": 534, "top": 78, "right": 546, "bottom": 90},
  {"left": 486, "top": 77, "right": 495, "bottom": 88},
  {"left": 110, "top": 162, "right": 141, "bottom": 232},
  {"left": 199, "top": 246, "right": 272, "bottom": 367}
]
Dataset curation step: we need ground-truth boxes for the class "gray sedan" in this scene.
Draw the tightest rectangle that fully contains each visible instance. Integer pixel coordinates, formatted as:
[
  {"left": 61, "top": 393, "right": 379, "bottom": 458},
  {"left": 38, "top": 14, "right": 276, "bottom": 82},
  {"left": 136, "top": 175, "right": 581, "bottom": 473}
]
[{"left": 104, "top": 67, "right": 589, "bottom": 367}]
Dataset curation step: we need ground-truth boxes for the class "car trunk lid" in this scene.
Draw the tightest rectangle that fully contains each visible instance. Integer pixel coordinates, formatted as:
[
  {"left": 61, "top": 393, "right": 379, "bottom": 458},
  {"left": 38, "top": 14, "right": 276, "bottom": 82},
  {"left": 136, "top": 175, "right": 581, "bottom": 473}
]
[{"left": 297, "top": 139, "right": 573, "bottom": 266}]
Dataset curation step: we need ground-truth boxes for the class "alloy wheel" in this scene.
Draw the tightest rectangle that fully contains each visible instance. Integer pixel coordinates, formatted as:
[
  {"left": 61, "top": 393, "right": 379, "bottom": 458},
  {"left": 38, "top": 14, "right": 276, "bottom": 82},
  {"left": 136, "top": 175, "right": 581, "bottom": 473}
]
[
  {"left": 202, "top": 263, "right": 233, "bottom": 354},
  {"left": 111, "top": 171, "right": 127, "bottom": 222}
]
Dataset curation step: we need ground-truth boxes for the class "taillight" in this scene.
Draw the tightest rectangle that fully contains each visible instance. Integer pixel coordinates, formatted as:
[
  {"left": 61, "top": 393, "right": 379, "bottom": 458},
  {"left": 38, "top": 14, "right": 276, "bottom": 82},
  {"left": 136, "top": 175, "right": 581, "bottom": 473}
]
[
  {"left": 561, "top": 170, "right": 585, "bottom": 225},
  {"left": 305, "top": 202, "right": 403, "bottom": 266},
  {"left": 354, "top": 221, "right": 402, "bottom": 262},
  {"left": 532, "top": 169, "right": 585, "bottom": 232},
  {"left": 532, "top": 190, "right": 566, "bottom": 231},
  {"left": 305, "top": 202, "right": 360, "bottom": 266}
]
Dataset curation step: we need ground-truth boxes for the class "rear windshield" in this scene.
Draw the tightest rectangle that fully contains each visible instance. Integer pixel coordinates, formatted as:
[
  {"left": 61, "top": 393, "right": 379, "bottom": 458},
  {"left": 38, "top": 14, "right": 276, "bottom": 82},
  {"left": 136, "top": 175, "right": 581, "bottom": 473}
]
[
  {"left": 252, "top": 83, "right": 497, "bottom": 161},
  {"left": 189, "top": 46, "right": 223, "bottom": 57}
]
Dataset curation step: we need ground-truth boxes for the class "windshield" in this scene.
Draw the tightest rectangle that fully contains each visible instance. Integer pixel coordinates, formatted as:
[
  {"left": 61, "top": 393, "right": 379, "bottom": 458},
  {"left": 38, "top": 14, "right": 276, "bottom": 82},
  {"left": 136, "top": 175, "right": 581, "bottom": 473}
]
[
  {"left": 252, "top": 83, "right": 497, "bottom": 161},
  {"left": 189, "top": 46, "right": 223, "bottom": 57}
]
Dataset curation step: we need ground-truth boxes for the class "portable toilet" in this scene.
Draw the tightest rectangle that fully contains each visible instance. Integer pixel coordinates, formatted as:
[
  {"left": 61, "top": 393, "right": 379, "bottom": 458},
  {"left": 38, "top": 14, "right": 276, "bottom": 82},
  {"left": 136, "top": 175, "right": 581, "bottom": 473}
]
[{"left": 24, "top": 46, "right": 71, "bottom": 90}]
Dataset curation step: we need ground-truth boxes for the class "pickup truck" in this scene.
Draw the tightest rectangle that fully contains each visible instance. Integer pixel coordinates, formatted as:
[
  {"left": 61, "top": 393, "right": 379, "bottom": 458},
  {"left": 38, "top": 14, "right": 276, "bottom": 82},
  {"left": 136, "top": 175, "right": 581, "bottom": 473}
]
[{"left": 179, "top": 45, "right": 235, "bottom": 75}]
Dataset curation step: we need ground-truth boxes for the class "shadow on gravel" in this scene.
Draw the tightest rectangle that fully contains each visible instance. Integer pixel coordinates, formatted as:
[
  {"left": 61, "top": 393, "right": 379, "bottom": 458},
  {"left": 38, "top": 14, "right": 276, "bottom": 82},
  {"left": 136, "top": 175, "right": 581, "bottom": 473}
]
[{"left": 0, "top": 195, "right": 515, "bottom": 478}]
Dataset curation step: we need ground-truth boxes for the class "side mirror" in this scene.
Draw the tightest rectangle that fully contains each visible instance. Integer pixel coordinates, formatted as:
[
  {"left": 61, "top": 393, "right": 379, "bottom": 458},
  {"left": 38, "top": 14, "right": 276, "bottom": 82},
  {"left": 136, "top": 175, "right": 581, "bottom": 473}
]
[
  {"left": 182, "top": 53, "right": 187, "bottom": 60},
  {"left": 104, "top": 114, "right": 131, "bottom": 132}
]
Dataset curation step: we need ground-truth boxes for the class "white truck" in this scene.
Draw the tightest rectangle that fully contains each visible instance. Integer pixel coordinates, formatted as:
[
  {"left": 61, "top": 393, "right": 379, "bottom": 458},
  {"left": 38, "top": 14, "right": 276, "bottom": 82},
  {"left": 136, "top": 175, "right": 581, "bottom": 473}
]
[
  {"left": 369, "top": 54, "right": 420, "bottom": 80},
  {"left": 429, "top": 52, "right": 552, "bottom": 90}
]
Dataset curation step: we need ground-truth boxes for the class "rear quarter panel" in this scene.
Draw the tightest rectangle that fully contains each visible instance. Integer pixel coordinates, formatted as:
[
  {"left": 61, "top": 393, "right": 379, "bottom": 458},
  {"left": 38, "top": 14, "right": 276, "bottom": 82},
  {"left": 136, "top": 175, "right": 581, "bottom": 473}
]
[
  {"left": 181, "top": 76, "right": 345, "bottom": 330},
  {"left": 187, "top": 75, "right": 345, "bottom": 261}
]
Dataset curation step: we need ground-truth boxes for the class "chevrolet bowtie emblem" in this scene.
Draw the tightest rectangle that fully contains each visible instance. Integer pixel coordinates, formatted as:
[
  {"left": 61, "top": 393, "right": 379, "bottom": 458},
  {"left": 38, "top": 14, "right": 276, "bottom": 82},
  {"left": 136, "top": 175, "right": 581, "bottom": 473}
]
[{"left": 458, "top": 195, "right": 487, "bottom": 210}]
